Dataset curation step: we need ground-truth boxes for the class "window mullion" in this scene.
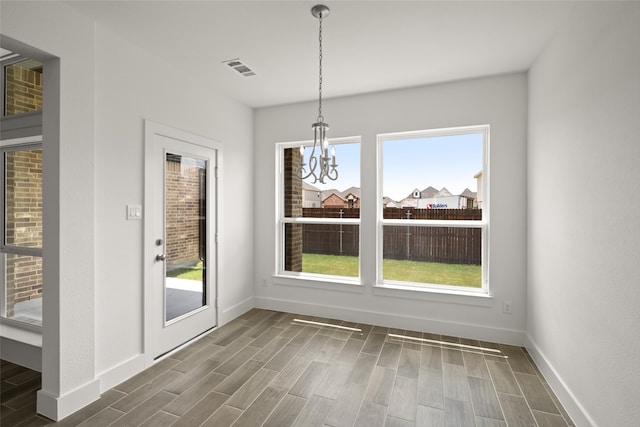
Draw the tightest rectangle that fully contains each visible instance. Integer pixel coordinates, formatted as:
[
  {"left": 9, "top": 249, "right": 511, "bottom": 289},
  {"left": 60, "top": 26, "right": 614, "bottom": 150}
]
[
  {"left": 1, "top": 245, "right": 43, "bottom": 258},
  {"left": 283, "top": 217, "right": 360, "bottom": 225},
  {"left": 380, "top": 219, "right": 485, "bottom": 228}
]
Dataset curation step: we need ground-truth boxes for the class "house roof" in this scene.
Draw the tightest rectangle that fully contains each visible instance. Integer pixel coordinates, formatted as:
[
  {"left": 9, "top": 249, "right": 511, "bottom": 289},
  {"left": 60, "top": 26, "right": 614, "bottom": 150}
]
[
  {"left": 460, "top": 188, "right": 477, "bottom": 198},
  {"left": 302, "top": 182, "right": 322, "bottom": 192},
  {"left": 309, "top": 184, "right": 473, "bottom": 206}
]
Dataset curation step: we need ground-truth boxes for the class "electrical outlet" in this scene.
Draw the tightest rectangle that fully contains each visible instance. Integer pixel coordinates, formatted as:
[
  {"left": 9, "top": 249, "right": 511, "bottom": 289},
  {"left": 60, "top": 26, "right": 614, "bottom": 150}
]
[
  {"left": 262, "top": 278, "right": 268, "bottom": 287},
  {"left": 503, "top": 300, "right": 513, "bottom": 314}
]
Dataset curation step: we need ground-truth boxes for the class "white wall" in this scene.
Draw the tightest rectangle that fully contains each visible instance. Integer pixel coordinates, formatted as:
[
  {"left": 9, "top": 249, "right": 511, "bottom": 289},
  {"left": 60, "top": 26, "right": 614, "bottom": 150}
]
[
  {"left": 94, "top": 26, "right": 254, "bottom": 383},
  {"left": 1, "top": 1, "right": 98, "bottom": 419},
  {"left": 254, "top": 73, "right": 528, "bottom": 344},
  {"left": 527, "top": 2, "right": 640, "bottom": 426},
  {"left": 2, "top": 1, "right": 254, "bottom": 419}
]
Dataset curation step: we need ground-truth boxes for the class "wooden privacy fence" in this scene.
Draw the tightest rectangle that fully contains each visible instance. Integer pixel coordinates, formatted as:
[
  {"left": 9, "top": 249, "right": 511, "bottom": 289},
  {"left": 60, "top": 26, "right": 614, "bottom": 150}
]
[{"left": 301, "top": 208, "right": 482, "bottom": 265}]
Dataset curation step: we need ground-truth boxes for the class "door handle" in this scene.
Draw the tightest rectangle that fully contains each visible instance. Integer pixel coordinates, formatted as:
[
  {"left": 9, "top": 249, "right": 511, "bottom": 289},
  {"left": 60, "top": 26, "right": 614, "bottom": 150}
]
[{"left": 156, "top": 254, "right": 167, "bottom": 262}]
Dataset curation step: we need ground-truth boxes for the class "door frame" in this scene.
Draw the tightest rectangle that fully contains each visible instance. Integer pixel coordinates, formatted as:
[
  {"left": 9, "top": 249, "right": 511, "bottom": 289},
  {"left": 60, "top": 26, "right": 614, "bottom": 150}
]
[{"left": 143, "top": 120, "right": 222, "bottom": 366}]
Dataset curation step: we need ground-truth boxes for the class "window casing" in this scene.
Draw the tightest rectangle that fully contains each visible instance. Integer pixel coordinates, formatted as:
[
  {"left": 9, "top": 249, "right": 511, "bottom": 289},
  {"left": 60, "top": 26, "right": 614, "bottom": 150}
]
[
  {"left": 276, "top": 137, "right": 361, "bottom": 282},
  {"left": 377, "top": 125, "right": 489, "bottom": 294}
]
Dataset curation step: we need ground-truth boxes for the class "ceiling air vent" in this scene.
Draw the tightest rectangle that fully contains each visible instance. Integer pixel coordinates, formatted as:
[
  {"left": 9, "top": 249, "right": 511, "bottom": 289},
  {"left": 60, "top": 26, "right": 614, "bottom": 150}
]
[{"left": 222, "top": 58, "right": 256, "bottom": 77}]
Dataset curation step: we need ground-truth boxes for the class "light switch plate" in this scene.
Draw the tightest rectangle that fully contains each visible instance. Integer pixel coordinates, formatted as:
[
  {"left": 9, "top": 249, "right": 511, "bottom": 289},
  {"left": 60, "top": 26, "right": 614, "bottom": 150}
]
[{"left": 126, "top": 204, "right": 142, "bottom": 220}]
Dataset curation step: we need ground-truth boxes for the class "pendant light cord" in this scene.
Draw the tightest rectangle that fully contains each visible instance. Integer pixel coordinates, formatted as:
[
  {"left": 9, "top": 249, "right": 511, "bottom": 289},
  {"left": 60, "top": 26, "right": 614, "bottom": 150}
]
[{"left": 318, "top": 11, "right": 324, "bottom": 123}]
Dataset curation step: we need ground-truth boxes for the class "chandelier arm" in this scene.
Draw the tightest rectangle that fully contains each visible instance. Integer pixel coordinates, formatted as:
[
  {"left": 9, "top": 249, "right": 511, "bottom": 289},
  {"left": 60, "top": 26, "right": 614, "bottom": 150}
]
[{"left": 326, "top": 165, "right": 339, "bottom": 181}]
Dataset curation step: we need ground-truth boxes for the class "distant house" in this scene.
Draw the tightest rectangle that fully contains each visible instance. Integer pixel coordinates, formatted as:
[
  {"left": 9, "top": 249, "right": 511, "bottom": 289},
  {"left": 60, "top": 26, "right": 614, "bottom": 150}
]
[
  {"left": 474, "top": 171, "right": 483, "bottom": 208},
  {"left": 302, "top": 182, "right": 323, "bottom": 208},
  {"left": 340, "top": 187, "right": 361, "bottom": 208},
  {"left": 321, "top": 192, "right": 346, "bottom": 207},
  {"left": 321, "top": 186, "right": 361, "bottom": 208},
  {"left": 460, "top": 188, "right": 478, "bottom": 209},
  {"left": 399, "top": 186, "right": 451, "bottom": 208},
  {"left": 399, "top": 186, "right": 478, "bottom": 209},
  {"left": 383, "top": 197, "right": 401, "bottom": 208}
]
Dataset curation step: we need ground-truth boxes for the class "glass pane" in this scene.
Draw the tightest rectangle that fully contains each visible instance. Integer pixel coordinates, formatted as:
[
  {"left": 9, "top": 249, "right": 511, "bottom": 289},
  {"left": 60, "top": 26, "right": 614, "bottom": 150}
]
[
  {"left": 284, "top": 142, "right": 360, "bottom": 217},
  {"left": 383, "top": 225, "right": 481, "bottom": 288},
  {"left": 4, "top": 149, "right": 43, "bottom": 248},
  {"left": 164, "top": 153, "right": 206, "bottom": 322},
  {"left": 284, "top": 223, "right": 359, "bottom": 277},
  {"left": 4, "top": 254, "right": 43, "bottom": 326},
  {"left": 382, "top": 133, "right": 483, "bottom": 212},
  {"left": 4, "top": 59, "right": 43, "bottom": 116}
]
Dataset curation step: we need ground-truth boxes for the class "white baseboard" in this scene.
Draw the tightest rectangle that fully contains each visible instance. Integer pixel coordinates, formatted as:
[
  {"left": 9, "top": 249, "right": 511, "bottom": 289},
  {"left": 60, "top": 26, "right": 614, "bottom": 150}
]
[
  {"left": 524, "top": 334, "right": 596, "bottom": 427},
  {"left": 254, "top": 296, "right": 525, "bottom": 346},
  {"left": 97, "top": 354, "right": 146, "bottom": 393},
  {"left": 220, "top": 296, "right": 254, "bottom": 326},
  {"left": 37, "top": 378, "right": 101, "bottom": 421}
]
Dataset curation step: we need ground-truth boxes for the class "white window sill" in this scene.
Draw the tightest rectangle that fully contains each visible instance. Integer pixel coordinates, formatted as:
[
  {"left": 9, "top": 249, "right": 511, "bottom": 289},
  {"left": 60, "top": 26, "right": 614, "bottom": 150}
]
[
  {"left": 272, "top": 274, "right": 365, "bottom": 294},
  {"left": 373, "top": 282, "right": 494, "bottom": 307},
  {"left": 0, "top": 318, "right": 42, "bottom": 347}
]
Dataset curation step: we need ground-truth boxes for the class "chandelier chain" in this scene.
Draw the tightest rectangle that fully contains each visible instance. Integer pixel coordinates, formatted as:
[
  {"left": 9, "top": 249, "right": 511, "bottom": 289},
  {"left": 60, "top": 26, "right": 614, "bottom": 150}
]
[{"left": 318, "top": 11, "right": 323, "bottom": 122}]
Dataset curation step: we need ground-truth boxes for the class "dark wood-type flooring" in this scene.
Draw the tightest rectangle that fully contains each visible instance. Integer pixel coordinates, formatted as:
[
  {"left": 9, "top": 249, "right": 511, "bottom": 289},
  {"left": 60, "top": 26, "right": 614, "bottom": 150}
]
[{"left": 1, "top": 309, "right": 574, "bottom": 426}]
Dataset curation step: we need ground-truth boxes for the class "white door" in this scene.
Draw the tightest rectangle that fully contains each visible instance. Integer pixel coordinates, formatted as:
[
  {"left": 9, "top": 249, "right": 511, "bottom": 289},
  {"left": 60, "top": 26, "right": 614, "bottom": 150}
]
[{"left": 145, "top": 121, "right": 219, "bottom": 360}]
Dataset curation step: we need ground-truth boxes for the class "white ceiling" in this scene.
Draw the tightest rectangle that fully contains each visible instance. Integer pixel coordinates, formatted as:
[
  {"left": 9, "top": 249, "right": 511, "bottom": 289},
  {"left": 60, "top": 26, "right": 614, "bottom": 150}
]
[{"left": 65, "top": 0, "right": 577, "bottom": 108}]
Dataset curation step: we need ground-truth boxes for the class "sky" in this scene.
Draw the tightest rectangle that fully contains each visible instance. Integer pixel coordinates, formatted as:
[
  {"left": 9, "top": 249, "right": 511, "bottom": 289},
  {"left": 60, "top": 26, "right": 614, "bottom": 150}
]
[{"left": 303, "top": 132, "right": 483, "bottom": 202}]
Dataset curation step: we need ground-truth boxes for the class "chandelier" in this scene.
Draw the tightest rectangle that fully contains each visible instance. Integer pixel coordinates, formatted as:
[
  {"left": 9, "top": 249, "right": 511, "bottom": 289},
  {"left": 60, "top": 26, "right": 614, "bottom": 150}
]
[{"left": 297, "top": 4, "right": 338, "bottom": 184}]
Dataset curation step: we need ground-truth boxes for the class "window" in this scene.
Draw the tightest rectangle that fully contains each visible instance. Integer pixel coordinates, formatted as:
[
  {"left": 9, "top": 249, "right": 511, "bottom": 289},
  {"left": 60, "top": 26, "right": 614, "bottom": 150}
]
[
  {"left": 2, "top": 51, "right": 43, "bottom": 117},
  {"left": 1, "top": 143, "right": 43, "bottom": 326},
  {"left": 1, "top": 52, "right": 44, "bottom": 326},
  {"left": 277, "top": 137, "right": 360, "bottom": 280},
  {"left": 378, "top": 126, "right": 488, "bottom": 293}
]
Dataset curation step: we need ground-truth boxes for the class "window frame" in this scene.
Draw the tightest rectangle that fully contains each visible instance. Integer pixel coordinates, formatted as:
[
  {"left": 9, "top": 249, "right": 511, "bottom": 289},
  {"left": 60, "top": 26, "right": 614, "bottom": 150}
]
[
  {"left": 375, "top": 125, "right": 490, "bottom": 295},
  {"left": 275, "top": 136, "right": 362, "bottom": 284}
]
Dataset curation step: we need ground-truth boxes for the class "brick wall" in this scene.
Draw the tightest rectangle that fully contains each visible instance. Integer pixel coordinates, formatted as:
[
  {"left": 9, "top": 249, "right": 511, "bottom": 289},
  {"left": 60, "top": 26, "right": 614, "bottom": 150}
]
[
  {"left": 4, "top": 62, "right": 43, "bottom": 116},
  {"left": 165, "top": 158, "right": 204, "bottom": 267},
  {"left": 284, "top": 148, "right": 302, "bottom": 272},
  {"left": 4, "top": 150, "right": 43, "bottom": 317}
]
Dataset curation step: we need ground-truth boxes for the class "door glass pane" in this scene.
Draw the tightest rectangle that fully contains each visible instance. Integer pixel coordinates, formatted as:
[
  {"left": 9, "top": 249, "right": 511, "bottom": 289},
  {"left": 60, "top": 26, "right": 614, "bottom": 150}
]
[
  {"left": 4, "top": 149, "right": 43, "bottom": 248},
  {"left": 164, "top": 153, "right": 206, "bottom": 322}
]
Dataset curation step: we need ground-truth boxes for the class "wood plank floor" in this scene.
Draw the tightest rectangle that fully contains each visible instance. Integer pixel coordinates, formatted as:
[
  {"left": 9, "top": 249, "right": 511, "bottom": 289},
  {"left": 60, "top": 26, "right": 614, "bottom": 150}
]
[{"left": 1, "top": 309, "right": 575, "bottom": 426}]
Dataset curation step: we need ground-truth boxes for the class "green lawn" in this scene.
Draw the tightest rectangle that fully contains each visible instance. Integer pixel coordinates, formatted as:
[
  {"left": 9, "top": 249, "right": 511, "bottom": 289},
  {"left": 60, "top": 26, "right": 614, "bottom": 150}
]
[
  {"left": 302, "top": 253, "right": 481, "bottom": 288},
  {"left": 166, "top": 262, "right": 203, "bottom": 281}
]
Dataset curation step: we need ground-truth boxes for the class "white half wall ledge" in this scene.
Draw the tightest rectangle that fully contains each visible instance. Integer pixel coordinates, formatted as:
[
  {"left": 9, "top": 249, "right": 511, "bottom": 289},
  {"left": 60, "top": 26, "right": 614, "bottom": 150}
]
[
  {"left": 525, "top": 334, "right": 596, "bottom": 427},
  {"left": 0, "top": 337, "right": 41, "bottom": 372},
  {"left": 36, "top": 378, "right": 101, "bottom": 422},
  {"left": 254, "top": 296, "right": 526, "bottom": 346}
]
